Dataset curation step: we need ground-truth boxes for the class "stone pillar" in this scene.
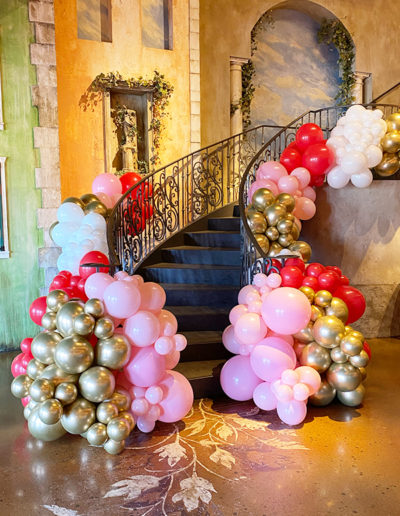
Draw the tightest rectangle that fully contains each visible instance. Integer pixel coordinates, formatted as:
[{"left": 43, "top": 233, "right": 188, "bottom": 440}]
[
  {"left": 353, "top": 71, "right": 371, "bottom": 104},
  {"left": 230, "top": 57, "right": 248, "bottom": 136},
  {"left": 189, "top": 0, "right": 201, "bottom": 152}
]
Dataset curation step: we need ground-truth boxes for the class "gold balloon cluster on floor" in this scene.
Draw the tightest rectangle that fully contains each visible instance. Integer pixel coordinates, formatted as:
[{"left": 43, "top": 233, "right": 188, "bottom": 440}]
[
  {"left": 246, "top": 188, "right": 312, "bottom": 260},
  {"left": 64, "top": 193, "right": 110, "bottom": 218},
  {"left": 11, "top": 290, "right": 134, "bottom": 455},
  {"left": 294, "top": 287, "right": 369, "bottom": 407},
  {"left": 375, "top": 112, "right": 400, "bottom": 177}
]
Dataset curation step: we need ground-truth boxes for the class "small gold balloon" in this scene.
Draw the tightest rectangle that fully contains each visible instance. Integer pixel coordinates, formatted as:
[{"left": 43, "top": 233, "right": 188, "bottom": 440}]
[
  {"left": 349, "top": 350, "right": 369, "bottom": 368},
  {"left": 330, "top": 346, "right": 348, "bottom": 363},
  {"left": 247, "top": 211, "right": 267, "bottom": 234},
  {"left": 294, "top": 323, "right": 314, "bottom": 344},
  {"left": 299, "top": 286, "right": 315, "bottom": 303},
  {"left": 31, "top": 331, "right": 63, "bottom": 364},
  {"left": 254, "top": 234, "right": 270, "bottom": 254},
  {"left": 84, "top": 298, "right": 105, "bottom": 318},
  {"left": 359, "top": 367, "right": 367, "bottom": 380},
  {"left": 107, "top": 390, "right": 131, "bottom": 412},
  {"left": 39, "top": 398, "right": 63, "bottom": 425},
  {"left": 47, "top": 290, "right": 70, "bottom": 312},
  {"left": 344, "top": 325, "right": 353, "bottom": 334},
  {"left": 337, "top": 383, "right": 365, "bottom": 407},
  {"left": 40, "top": 364, "right": 79, "bottom": 386},
  {"left": 78, "top": 366, "right": 115, "bottom": 403},
  {"left": 267, "top": 241, "right": 283, "bottom": 257},
  {"left": 55, "top": 382, "right": 78, "bottom": 405},
  {"left": 24, "top": 400, "right": 38, "bottom": 420},
  {"left": 26, "top": 359, "right": 46, "bottom": 380},
  {"left": 340, "top": 335, "right": 363, "bottom": 356},
  {"left": 309, "top": 378, "right": 336, "bottom": 406},
  {"left": 119, "top": 411, "right": 135, "bottom": 432},
  {"left": 63, "top": 196, "right": 85, "bottom": 209},
  {"left": 374, "top": 152, "right": 400, "bottom": 177},
  {"left": 325, "top": 297, "right": 349, "bottom": 324},
  {"left": 381, "top": 130, "right": 400, "bottom": 153},
  {"left": 28, "top": 404, "right": 66, "bottom": 441},
  {"left": 265, "top": 226, "right": 279, "bottom": 241},
  {"left": 251, "top": 188, "right": 275, "bottom": 212},
  {"left": 300, "top": 342, "right": 331, "bottom": 373},
  {"left": 291, "top": 223, "right": 300, "bottom": 241},
  {"left": 386, "top": 112, "right": 400, "bottom": 131},
  {"left": 97, "top": 401, "right": 119, "bottom": 424},
  {"left": 264, "top": 204, "right": 287, "bottom": 226},
  {"left": 56, "top": 301, "right": 85, "bottom": 337},
  {"left": 327, "top": 363, "right": 362, "bottom": 392},
  {"left": 61, "top": 398, "right": 96, "bottom": 434},
  {"left": 73, "top": 313, "right": 96, "bottom": 336},
  {"left": 87, "top": 422, "right": 108, "bottom": 446},
  {"left": 96, "top": 335, "right": 131, "bottom": 369},
  {"left": 276, "top": 217, "right": 294, "bottom": 235},
  {"left": 104, "top": 439, "right": 125, "bottom": 455},
  {"left": 275, "top": 193, "right": 295, "bottom": 213},
  {"left": 311, "top": 305, "right": 324, "bottom": 321},
  {"left": 84, "top": 200, "right": 108, "bottom": 218},
  {"left": 94, "top": 317, "right": 115, "bottom": 339},
  {"left": 314, "top": 290, "right": 332, "bottom": 308},
  {"left": 54, "top": 335, "right": 94, "bottom": 374},
  {"left": 313, "top": 315, "right": 345, "bottom": 349},
  {"left": 41, "top": 312, "right": 58, "bottom": 331},
  {"left": 29, "top": 378, "right": 55, "bottom": 402},
  {"left": 245, "top": 205, "right": 258, "bottom": 219},
  {"left": 107, "top": 416, "right": 131, "bottom": 441},
  {"left": 350, "top": 330, "right": 364, "bottom": 341},
  {"left": 289, "top": 241, "right": 312, "bottom": 262},
  {"left": 278, "top": 233, "right": 294, "bottom": 248},
  {"left": 80, "top": 193, "right": 100, "bottom": 205},
  {"left": 11, "top": 374, "right": 33, "bottom": 398}
]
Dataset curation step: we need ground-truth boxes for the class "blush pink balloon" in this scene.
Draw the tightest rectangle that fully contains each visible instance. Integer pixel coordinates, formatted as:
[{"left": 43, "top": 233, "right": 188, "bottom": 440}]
[
  {"left": 11, "top": 354, "right": 25, "bottom": 377},
  {"left": 124, "top": 310, "right": 160, "bottom": 347},
  {"left": 249, "top": 179, "right": 279, "bottom": 201},
  {"left": 256, "top": 161, "right": 288, "bottom": 182},
  {"left": 257, "top": 336, "right": 296, "bottom": 363},
  {"left": 267, "top": 331, "right": 294, "bottom": 347},
  {"left": 103, "top": 281, "right": 141, "bottom": 319},
  {"left": 229, "top": 304, "right": 248, "bottom": 325},
  {"left": 114, "top": 271, "right": 129, "bottom": 280},
  {"left": 220, "top": 355, "right": 262, "bottom": 401},
  {"left": 84, "top": 272, "right": 115, "bottom": 300},
  {"left": 21, "top": 352, "right": 34, "bottom": 369},
  {"left": 238, "top": 285, "right": 259, "bottom": 305},
  {"left": 96, "top": 192, "right": 113, "bottom": 209},
  {"left": 124, "top": 346, "right": 166, "bottom": 387},
  {"left": 158, "top": 309, "right": 178, "bottom": 337},
  {"left": 154, "top": 336, "right": 174, "bottom": 355},
  {"left": 222, "top": 325, "right": 242, "bottom": 354},
  {"left": 145, "top": 385, "right": 163, "bottom": 405},
  {"left": 266, "top": 273, "right": 282, "bottom": 289},
  {"left": 293, "top": 383, "right": 310, "bottom": 401},
  {"left": 173, "top": 334, "right": 187, "bottom": 352},
  {"left": 290, "top": 167, "right": 311, "bottom": 188},
  {"left": 250, "top": 345, "right": 296, "bottom": 382},
  {"left": 253, "top": 273, "right": 268, "bottom": 288},
  {"left": 302, "top": 186, "right": 316, "bottom": 201},
  {"left": 164, "top": 349, "right": 180, "bottom": 369},
  {"left": 295, "top": 366, "right": 321, "bottom": 394},
  {"left": 277, "top": 175, "right": 299, "bottom": 195},
  {"left": 253, "top": 382, "right": 278, "bottom": 410},
  {"left": 281, "top": 369, "right": 299, "bottom": 386},
  {"left": 293, "top": 197, "right": 316, "bottom": 221},
  {"left": 131, "top": 397, "right": 149, "bottom": 415},
  {"left": 92, "top": 173, "right": 122, "bottom": 196},
  {"left": 136, "top": 416, "right": 156, "bottom": 433},
  {"left": 261, "top": 287, "right": 311, "bottom": 335},
  {"left": 277, "top": 400, "right": 307, "bottom": 425},
  {"left": 158, "top": 370, "right": 194, "bottom": 423},
  {"left": 139, "top": 282, "right": 166, "bottom": 312},
  {"left": 234, "top": 313, "right": 267, "bottom": 345},
  {"left": 273, "top": 383, "right": 294, "bottom": 402}
]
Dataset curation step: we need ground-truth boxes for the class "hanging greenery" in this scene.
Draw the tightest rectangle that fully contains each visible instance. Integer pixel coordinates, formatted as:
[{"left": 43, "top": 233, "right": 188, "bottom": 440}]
[
  {"left": 317, "top": 19, "right": 356, "bottom": 105},
  {"left": 91, "top": 71, "right": 174, "bottom": 169}
]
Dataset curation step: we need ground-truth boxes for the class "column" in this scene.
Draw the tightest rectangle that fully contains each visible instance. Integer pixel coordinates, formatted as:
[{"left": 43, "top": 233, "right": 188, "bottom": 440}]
[
  {"left": 353, "top": 71, "right": 371, "bottom": 104},
  {"left": 230, "top": 57, "right": 248, "bottom": 136}
]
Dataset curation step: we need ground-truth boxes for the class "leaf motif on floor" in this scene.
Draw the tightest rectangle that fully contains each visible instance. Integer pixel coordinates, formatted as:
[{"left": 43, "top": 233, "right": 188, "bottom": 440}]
[
  {"left": 103, "top": 475, "right": 160, "bottom": 500},
  {"left": 262, "top": 436, "right": 309, "bottom": 450},
  {"left": 209, "top": 448, "right": 236, "bottom": 469},
  {"left": 231, "top": 417, "right": 267, "bottom": 431},
  {"left": 155, "top": 442, "right": 187, "bottom": 467},
  {"left": 42, "top": 506, "right": 80, "bottom": 516},
  {"left": 216, "top": 423, "right": 233, "bottom": 440},
  {"left": 184, "top": 419, "right": 206, "bottom": 436},
  {"left": 172, "top": 473, "right": 216, "bottom": 512}
]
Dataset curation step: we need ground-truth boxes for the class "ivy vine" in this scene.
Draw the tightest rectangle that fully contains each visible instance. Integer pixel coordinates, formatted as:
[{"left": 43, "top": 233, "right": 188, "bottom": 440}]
[{"left": 317, "top": 18, "right": 356, "bottom": 105}]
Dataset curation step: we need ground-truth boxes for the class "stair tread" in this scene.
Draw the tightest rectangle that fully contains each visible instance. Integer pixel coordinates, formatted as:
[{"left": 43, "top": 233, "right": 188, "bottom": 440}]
[
  {"left": 186, "top": 230, "right": 240, "bottom": 234},
  {"left": 161, "top": 283, "right": 239, "bottom": 290},
  {"left": 174, "top": 359, "right": 225, "bottom": 379},
  {"left": 182, "top": 330, "right": 223, "bottom": 345},
  {"left": 144, "top": 263, "right": 241, "bottom": 270},
  {"left": 163, "top": 245, "right": 239, "bottom": 252},
  {"left": 166, "top": 305, "right": 229, "bottom": 315}
]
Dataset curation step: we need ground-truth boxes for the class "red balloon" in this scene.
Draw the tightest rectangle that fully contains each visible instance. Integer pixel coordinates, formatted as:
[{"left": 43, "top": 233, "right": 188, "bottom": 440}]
[
  {"left": 20, "top": 337, "right": 33, "bottom": 354},
  {"left": 302, "top": 276, "right": 319, "bottom": 290},
  {"left": 79, "top": 251, "right": 110, "bottom": 279},
  {"left": 269, "top": 258, "right": 282, "bottom": 272},
  {"left": 295, "top": 123, "right": 324, "bottom": 152},
  {"left": 306, "top": 263, "right": 325, "bottom": 278},
  {"left": 302, "top": 143, "right": 335, "bottom": 177},
  {"left": 58, "top": 270, "right": 72, "bottom": 280},
  {"left": 280, "top": 147, "right": 303, "bottom": 173},
  {"left": 29, "top": 296, "right": 47, "bottom": 326},
  {"left": 309, "top": 174, "right": 325, "bottom": 187},
  {"left": 333, "top": 285, "right": 366, "bottom": 324},
  {"left": 21, "top": 352, "right": 34, "bottom": 369},
  {"left": 326, "top": 265, "right": 342, "bottom": 276},
  {"left": 51, "top": 274, "right": 69, "bottom": 290},
  {"left": 132, "top": 181, "right": 153, "bottom": 201},
  {"left": 339, "top": 275, "right": 350, "bottom": 286},
  {"left": 77, "top": 277, "right": 86, "bottom": 294},
  {"left": 120, "top": 172, "right": 142, "bottom": 194},
  {"left": 70, "top": 275, "right": 81, "bottom": 289},
  {"left": 280, "top": 266, "right": 304, "bottom": 289},
  {"left": 318, "top": 271, "right": 340, "bottom": 293},
  {"left": 11, "top": 354, "right": 25, "bottom": 377},
  {"left": 284, "top": 257, "right": 305, "bottom": 273},
  {"left": 286, "top": 141, "right": 300, "bottom": 151},
  {"left": 363, "top": 340, "right": 371, "bottom": 359}
]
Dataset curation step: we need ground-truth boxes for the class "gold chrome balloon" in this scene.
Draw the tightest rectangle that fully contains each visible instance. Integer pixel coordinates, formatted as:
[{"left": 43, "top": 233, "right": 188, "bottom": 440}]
[
  {"left": 46, "top": 290, "right": 70, "bottom": 312},
  {"left": 251, "top": 188, "right": 275, "bottom": 212},
  {"left": 276, "top": 217, "right": 294, "bottom": 235},
  {"left": 310, "top": 305, "right": 324, "bottom": 322},
  {"left": 266, "top": 226, "right": 279, "bottom": 241},
  {"left": 84, "top": 200, "right": 108, "bottom": 218},
  {"left": 24, "top": 400, "right": 38, "bottom": 420},
  {"left": 26, "top": 359, "right": 46, "bottom": 380},
  {"left": 374, "top": 152, "right": 400, "bottom": 177},
  {"left": 330, "top": 346, "right": 348, "bottom": 363},
  {"left": 96, "top": 401, "right": 119, "bottom": 424},
  {"left": 350, "top": 330, "right": 364, "bottom": 341},
  {"left": 96, "top": 335, "right": 131, "bottom": 369},
  {"left": 87, "top": 422, "right": 108, "bottom": 446},
  {"left": 337, "top": 383, "right": 365, "bottom": 407},
  {"left": 381, "top": 130, "right": 400, "bottom": 153},
  {"left": 40, "top": 364, "right": 79, "bottom": 386},
  {"left": 61, "top": 398, "right": 96, "bottom": 434},
  {"left": 80, "top": 193, "right": 100, "bottom": 205},
  {"left": 299, "top": 286, "right": 315, "bottom": 303},
  {"left": 247, "top": 211, "right": 267, "bottom": 234},
  {"left": 294, "top": 323, "right": 314, "bottom": 344},
  {"left": 326, "top": 297, "right": 349, "bottom": 324},
  {"left": 340, "top": 335, "right": 363, "bottom": 356},
  {"left": 28, "top": 404, "right": 66, "bottom": 441},
  {"left": 107, "top": 391, "right": 131, "bottom": 412},
  {"left": 275, "top": 193, "right": 295, "bottom": 213},
  {"left": 313, "top": 315, "right": 345, "bottom": 349},
  {"left": 119, "top": 412, "right": 135, "bottom": 432},
  {"left": 78, "top": 366, "right": 115, "bottom": 403},
  {"left": 56, "top": 301, "right": 85, "bottom": 337},
  {"left": 84, "top": 298, "right": 105, "bottom": 319},
  {"left": 41, "top": 312, "right": 57, "bottom": 331},
  {"left": 267, "top": 242, "right": 283, "bottom": 257},
  {"left": 309, "top": 379, "right": 336, "bottom": 406},
  {"left": 104, "top": 439, "right": 125, "bottom": 455},
  {"left": 55, "top": 382, "right": 78, "bottom": 405},
  {"left": 63, "top": 196, "right": 85, "bottom": 209},
  {"left": 359, "top": 367, "right": 367, "bottom": 380},
  {"left": 31, "top": 331, "right": 63, "bottom": 364},
  {"left": 278, "top": 234, "right": 294, "bottom": 248},
  {"left": 289, "top": 241, "right": 312, "bottom": 262},
  {"left": 54, "top": 335, "right": 94, "bottom": 374},
  {"left": 326, "top": 363, "right": 362, "bottom": 392},
  {"left": 314, "top": 290, "right": 332, "bottom": 308},
  {"left": 349, "top": 350, "right": 369, "bottom": 368},
  {"left": 291, "top": 223, "right": 300, "bottom": 241},
  {"left": 254, "top": 234, "right": 270, "bottom": 254},
  {"left": 39, "top": 398, "right": 63, "bottom": 425},
  {"left": 11, "top": 374, "right": 33, "bottom": 398},
  {"left": 300, "top": 342, "right": 331, "bottom": 373},
  {"left": 73, "top": 313, "right": 95, "bottom": 336},
  {"left": 386, "top": 112, "right": 400, "bottom": 131},
  {"left": 264, "top": 204, "right": 286, "bottom": 226},
  {"left": 29, "top": 378, "right": 55, "bottom": 402},
  {"left": 94, "top": 317, "right": 114, "bottom": 339},
  {"left": 107, "top": 416, "right": 131, "bottom": 441}
]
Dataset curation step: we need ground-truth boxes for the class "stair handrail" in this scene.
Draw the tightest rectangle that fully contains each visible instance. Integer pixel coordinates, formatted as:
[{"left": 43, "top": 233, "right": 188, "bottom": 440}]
[
  {"left": 371, "top": 82, "right": 400, "bottom": 103},
  {"left": 239, "top": 103, "right": 400, "bottom": 286},
  {"left": 107, "top": 123, "right": 286, "bottom": 274}
]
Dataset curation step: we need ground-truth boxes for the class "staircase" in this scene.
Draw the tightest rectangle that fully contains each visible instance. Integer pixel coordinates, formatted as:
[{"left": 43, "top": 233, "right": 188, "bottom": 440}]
[{"left": 140, "top": 205, "right": 241, "bottom": 397}]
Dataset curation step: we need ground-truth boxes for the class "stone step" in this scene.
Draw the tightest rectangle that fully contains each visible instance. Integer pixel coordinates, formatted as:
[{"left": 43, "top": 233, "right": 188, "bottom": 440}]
[
  {"left": 207, "top": 217, "right": 240, "bottom": 231},
  {"left": 184, "top": 230, "right": 241, "bottom": 248},
  {"left": 174, "top": 359, "right": 225, "bottom": 398},
  {"left": 161, "top": 246, "right": 240, "bottom": 266},
  {"left": 142, "top": 262, "right": 241, "bottom": 286},
  {"left": 166, "top": 305, "right": 230, "bottom": 332},
  {"left": 162, "top": 283, "right": 239, "bottom": 308},
  {"left": 180, "top": 330, "right": 231, "bottom": 362}
]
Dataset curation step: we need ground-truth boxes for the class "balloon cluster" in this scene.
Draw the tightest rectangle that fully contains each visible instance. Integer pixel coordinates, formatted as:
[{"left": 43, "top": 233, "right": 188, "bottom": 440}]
[
  {"left": 293, "top": 288, "right": 370, "bottom": 407},
  {"left": 245, "top": 188, "right": 312, "bottom": 260},
  {"left": 220, "top": 272, "right": 322, "bottom": 425},
  {"left": 327, "top": 105, "right": 386, "bottom": 188},
  {"left": 49, "top": 269, "right": 88, "bottom": 302},
  {"left": 374, "top": 112, "right": 400, "bottom": 177},
  {"left": 280, "top": 123, "right": 335, "bottom": 187}
]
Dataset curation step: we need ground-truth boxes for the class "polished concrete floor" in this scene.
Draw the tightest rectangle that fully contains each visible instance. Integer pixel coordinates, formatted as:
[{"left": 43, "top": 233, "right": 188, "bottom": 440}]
[{"left": 1, "top": 339, "right": 400, "bottom": 516}]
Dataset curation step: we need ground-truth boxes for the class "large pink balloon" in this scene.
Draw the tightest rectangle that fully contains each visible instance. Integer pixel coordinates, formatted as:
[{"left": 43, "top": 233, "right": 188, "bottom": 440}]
[
  {"left": 302, "top": 186, "right": 316, "bottom": 201},
  {"left": 229, "top": 304, "right": 249, "bottom": 325},
  {"left": 103, "top": 280, "right": 141, "bottom": 319},
  {"left": 158, "top": 309, "right": 178, "bottom": 337},
  {"left": 249, "top": 179, "right": 278, "bottom": 200},
  {"left": 256, "top": 336, "right": 296, "bottom": 362},
  {"left": 84, "top": 272, "right": 115, "bottom": 300},
  {"left": 124, "top": 310, "right": 160, "bottom": 347},
  {"left": 256, "top": 161, "right": 288, "bottom": 182},
  {"left": 250, "top": 345, "right": 296, "bottom": 382},
  {"left": 234, "top": 312, "right": 267, "bottom": 345},
  {"left": 164, "top": 349, "right": 180, "bottom": 369},
  {"left": 139, "top": 282, "right": 166, "bottom": 312},
  {"left": 253, "top": 382, "right": 278, "bottom": 410},
  {"left": 222, "top": 325, "right": 241, "bottom": 354},
  {"left": 277, "top": 175, "right": 299, "bottom": 195},
  {"left": 295, "top": 366, "right": 321, "bottom": 394},
  {"left": 158, "top": 370, "right": 194, "bottom": 423},
  {"left": 124, "top": 346, "right": 166, "bottom": 387},
  {"left": 220, "top": 355, "right": 262, "bottom": 401},
  {"left": 293, "top": 197, "right": 316, "bottom": 221},
  {"left": 261, "top": 287, "right": 311, "bottom": 335},
  {"left": 277, "top": 400, "right": 307, "bottom": 425},
  {"left": 92, "top": 173, "right": 122, "bottom": 196},
  {"left": 290, "top": 167, "right": 311, "bottom": 189},
  {"left": 238, "top": 285, "right": 258, "bottom": 305},
  {"left": 267, "top": 330, "right": 294, "bottom": 347}
]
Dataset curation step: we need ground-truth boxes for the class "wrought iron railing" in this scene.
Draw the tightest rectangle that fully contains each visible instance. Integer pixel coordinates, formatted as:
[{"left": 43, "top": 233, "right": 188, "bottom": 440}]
[
  {"left": 239, "top": 103, "right": 400, "bottom": 286},
  {"left": 107, "top": 124, "right": 284, "bottom": 273}
]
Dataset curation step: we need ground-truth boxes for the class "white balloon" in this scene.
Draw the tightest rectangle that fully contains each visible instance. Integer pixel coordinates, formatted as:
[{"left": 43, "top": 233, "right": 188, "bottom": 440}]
[
  {"left": 82, "top": 212, "right": 106, "bottom": 231},
  {"left": 337, "top": 116, "right": 346, "bottom": 126},
  {"left": 326, "top": 136, "right": 347, "bottom": 149},
  {"left": 371, "top": 109, "right": 384, "bottom": 120},
  {"left": 51, "top": 222, "right": 79, "bottom": 248},
  {"left": 57, "top": 203, "right": 84, "bottom": 224},
  {"left": 341, "top": 151, "right": 368, "bottom": 175},
  {"left": 345, "top": 104, "right": 366, "bottom": 121},
  {"left": 327, "top": 166, "right": 350, "bottom": 189},
  {"left": 365, "top": 145, "right": 383, "bottom": 168},
  {"left": 330, "top": 126, "right": 345, "bottom": 137},
  {"left": 350, "top": 169, "right": 373, "bottom": 188}
]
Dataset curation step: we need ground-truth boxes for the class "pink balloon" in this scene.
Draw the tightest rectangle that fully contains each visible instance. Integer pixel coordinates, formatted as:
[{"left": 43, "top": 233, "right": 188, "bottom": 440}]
[
  {"left": 124, "top": 346, "right": 166, "bottom": 387},
  {"left": 249, "top": 179, "right": 279, "bottom": 201},
  {"left": 261, "top": 287, "right": 311, "bottom": 335},
  {"left": 277, "top": 175, "right": 299, "bottom": 195},
  {"left": 290, "top": 167, "right": 311, "bottom": 188},
  {"left": 229, "top": 304, "right": 248, "bottom": 325},
  {"left": 145, "top": 386, "right": 163, "bottom": 404},
  {"left": 293, "top": 383, "right": 310, "bottom": 401},
  {"left": 20, "top": 338, "right": 33, "bottom": 354},
  {"left": 238, "top": 285, "right": 258, "bottom": 305},
  {"left": 139, "top": 282, "right": 166, "bottom": 312},
  {"left": 92, "top": 173, "right": 122, "bottom": 197},
  {"left": 257, "top": 336, "right": 296, "bottom": 362},
  {"left": 253, "top": 382, "right": 278, "bottom": 410},
  {"left": 114, "top": 271, "right": 129, "bottom": 280},
  {"left": 96, "top": 192, "right": 113, "bottom": 209},
  {"left": 248, "top": 300, "right": 262, "bottom": 314},
  {"left": 302, "top": 186, "right": 316, "bottom": 201},
  {"left": 293, "top": 197, "right": 316, "bottom": 221},
  {"left": 124, "top": 310, "right": 160, "bottom": 347},
  {"left": 273, "top": 383, "right": 294, "bottom": 402},
  {"left": 266, "top": 273, "right": 282, "bottom": 289},
  {"left": 295, "top": 366, "right": 321, "bottom": 394},
  {"left": 220, "top": 355, "right": 262, "bottom": 401},
  {"left": 222, "top": 325, "right": 242, "bottom": 354},
  {"left": 250, "top": 345, "right": 296, "bottom": 382},
  {"left": 84, "top": 272, "right": 115, "bottom": 300},
  {"left": 154, "top": 336, "right": 174, "bottom": 355},
  {"left": 11, "top": 354, "right": 25, "bottom": 377},
  {"left": 253, "top": 273, "right": 268, "bottom": 288},
  {"left": 131, "top": 397, "right": 150, "bottom": 415},
  {"left": 234, "top": 312, "right": 267, "bottom": 345},
  {"left": 277, "top": 400, "right": 307, "bottom": 425},
  {"left": 136, "top": 416, "right": 156, "bottom": 433},
  {"left": 164, "top": 349, "right": 180, "bottom": 369},
  {"left": 281, "top": 369, "right": 299, "bottom": 386},
  {"left": 158, "top": 370, "right": 194, "bottom": 423},
  {"left": 256, "top": 161, "right": 288, "bottom": 182},
  {"left": 103, "top": 281, "right": 141, "bottom": 319},
  {"left": 267, "top": 331, "right": 294, "bottom": 347},
  {"left": 158, "top": 309, "right": 178, "bottom": 337},
  {"left": 21, "top": 396, "right": 30, "bottom": 407},
  {"left": 173, "top": 334, "right": 187, "bottom": 352}
]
